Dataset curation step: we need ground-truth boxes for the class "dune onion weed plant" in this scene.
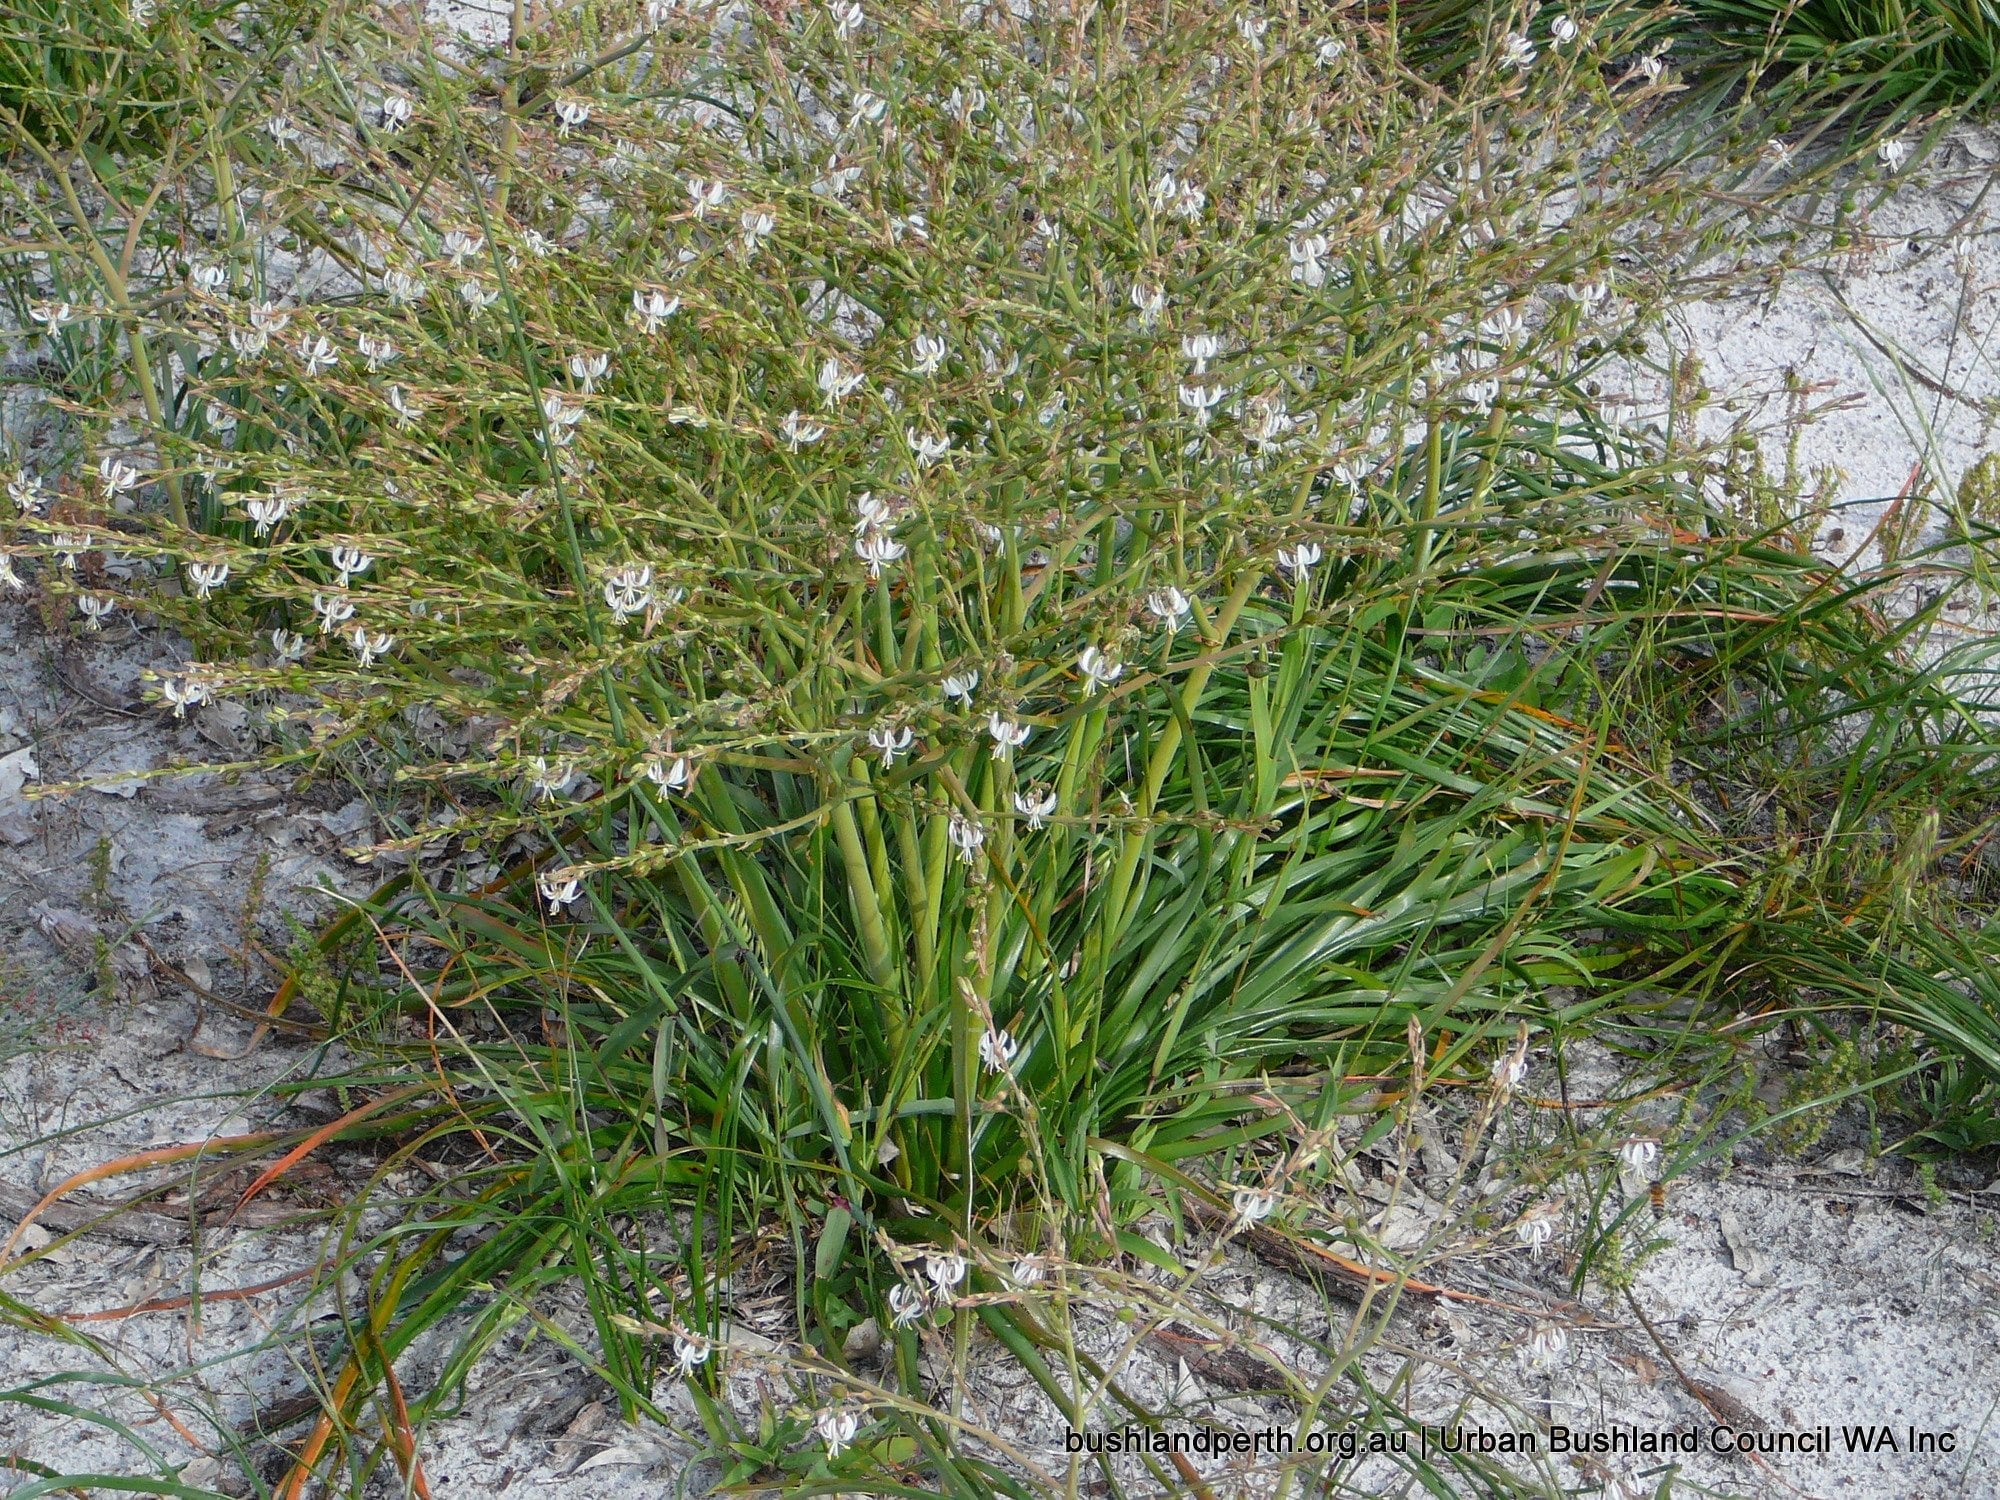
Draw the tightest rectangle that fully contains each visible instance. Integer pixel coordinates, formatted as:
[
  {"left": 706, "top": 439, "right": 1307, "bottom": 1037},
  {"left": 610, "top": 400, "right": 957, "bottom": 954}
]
[{"left": 2, "top": 0, "right": 1999, "bottom": 1494}]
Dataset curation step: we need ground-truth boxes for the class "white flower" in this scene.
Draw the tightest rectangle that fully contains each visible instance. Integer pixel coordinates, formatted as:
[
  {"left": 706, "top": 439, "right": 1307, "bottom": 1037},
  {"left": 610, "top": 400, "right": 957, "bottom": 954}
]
[
  {"left": 1315, "top": 37, "right": 1346, "bottom": 66},
  {"left": 329, "top": 545, "right": 373, "bottom": 585},
  {"left": 458, "top": 279, "right": 499, "bottom": 311},
  {"left": 603, "top": 563, "right": 654, "bottom": 621},
  {"left": 1180, "top": 332, "right": 1223, "bottom": 372},
  {"left": 1146, "top": 586, "right": 1191, "bottom": 633},
  {"left": 941, "top": 669, "right": 979, "bottom": 704},
  {"left": 816, "top": 1407, "right": 862, "bottom": 1458},
  {"left": 1524, "top": 1323, "right": 1568, "bottom": 1371},
  {"left": 97, "top": 457, "right": 142, "bottom": 497},
  {"left": 0, "top": 552, "right": 21, "bottom": 591},
  {"left": 1011, "top": 1254, "right": 1046, "bottom": 1285},
  {"left": 8, "top": 471, "right": 47, "bottom": 515},
  {"left": 1236, "top": 13, "right": 1268, "bottom": 47},
  {"left": 828, "top": 0, "right": 863, "bottom": 39},
  {"left": 1761, "top": 137, "right": 1793, "bottom": 165},
  {"left": 1493, "top": 1047, "right": 1528, "bottom": 1092},
  {"left": 28, "top": 299, "right": 79, "bottom": 327},
  {"left": 1550, "top": 13, "right": 1578, "bottom": 44},
  {"left": 686, "top": 177, "right": 727, "bottom": 218},
  {"left": 1499, "top": 33, "right": 1535, "bottom": 70},
  {"left": 1289, "top": 233, "right": 1329, "bottom": 289},
  {"left": 781, "top": 410, "right": 826, "bottom": 449},
  {"left": 948, "top": 812, "right": 985, "bottom": 863},
  {"left": 907, "top": 429, "right": 950, "bottom": 467},
  {"left": 77, "top": 593, "right": 117, "bottom": 630},
  {"left": 541, "top": 390, "right": 586, "bottom": 444},
  {"left": 1633, "top": 51, "right": 1666, "bottom": 86},
  {"left": 1276, "top": 541, "right": 1322, "bottom": 579},
  {"left": 553, "top": 99, "right": 591, "bottom": 135},
  {"left": 640, "top": 753, "right": 693, "bottom": 791},
  {"left": 387, "top": 384, "right": 423, "bottom": 426},
  {"left": 185, "top": 561, "right": 230, "bottom": 599},
  {"left": 986, "top": 713, "right": 1029, "bottom": 758},
  {"left": 384, "top": 269, "right": 427, "bottom": 305},
  {"left": 348, "top": 626, "right": 395, "bottom": 666},
  {"left": 1481, "top": 307, "right": 1526, "bottom": 345},
  {"left": 159, "top": 673, "right": 213, "bottom": 718},
  {"left": 925, "top": 1252, "right": 967, "bottom": 1291},
  {"left": 379, "top": 94, "right": 414, "bottom": 131},
  {"left": 853, "top": 492, "right": 892, "bottom": 531},
  {"left": 266, "top": 113, "right": 299, "bottom": 144},
  {"left": 568, "top": 351, "right": 610, "bottom": 392},
  {"left": 229, "top": 326, "right": 269, "bottom": 359},
  {"left": 538, "top": 871, "right": 584, "bottom": 910},
  {"left": 441, "top": 229, "right": 485, "bottom": 266},
  {"left": 270, "top": 627, "right": 306, "bottom": 663},
  {"left": 525, "top": 755, "right": 578, "bottom": 800},
  {"left": 887, "top": 1283, "right": 929, "bottom": 1327},
  {"left": 630, "top": 288, "right": 680, "bottom": 333},
  {"left": 946, "top": 84, "right": 984, "bottom": 118},
  {"left": 672, "top": 1330, "right": 711, "bottom": 1376},
  {"left": 1130, "top": 280, "right": 1165, "bottom": 327},
  {"left": 51, "top": 533, "right": 90, "bottom": 569},
  {"left": 521, "top": 229, "right": 555, "bottom": 258},
  {"left": 246, "top": 492, "right": 293, "bottom": 536},
  {"left": 1076, "top": 646, "right": 1123, "bottom": 693},
  {"left": 1619, "top": 1138, "right": 1659, "bottom": 1176},
  {"left": 848, "top": 89, "right": 887, "bottom": 128},
  {"left": 818, "top": 357, "right": 863, "bottom": 405},
  {"left": 189, "top": 263, "right": 228, "bottom": 295},
  {"left": 738, "top": 207, "right": 776, "bottom": 253},
  {"left": 312, "top": 592, "right": 357, "bottom": 633},
  {"left": 296, "top": 334, "right": 337, "bottom": 375},
  {"left": 1516, "top": 1215, "right": 1554, "bottom": 1256},
  {"left": 1878, "top": 137, "right": 1908, "bottom": 170},
  {"left": 1013, "top": 786, "right": 1056, "bottom": 830},
  {"left": 129, "top": 0, "right": 154, "bottom": 25},
  {"left": 814, "top": 156, "right": 864, "bottom": 199},
  {"left": 1231, "top": 1187, "right": 1277, "bottom": 1225},
  {"left": 1177, "top": 381, "right": 1226, "bottom": 425},
  {"left": 1249, "top": 396, "right": 1297, "bottom": 447},
  {"left": 909, "top": 332, "right": 948, "bottom": 376},
  {"left": 868, "top": 725, "right": 914, "bottom": 766},
  {"left": 357, "top": 333, "right": 398, "bottom": 371},
  {"left": 979, "top": 1027, "right": 1018, "bottom": 1073}
]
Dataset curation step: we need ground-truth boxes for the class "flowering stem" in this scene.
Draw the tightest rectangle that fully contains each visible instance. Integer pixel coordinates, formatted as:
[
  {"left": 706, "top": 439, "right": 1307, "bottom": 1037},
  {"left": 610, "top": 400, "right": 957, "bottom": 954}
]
[{"left": 16, "top": 115, "right": 189, "bottom": 531}]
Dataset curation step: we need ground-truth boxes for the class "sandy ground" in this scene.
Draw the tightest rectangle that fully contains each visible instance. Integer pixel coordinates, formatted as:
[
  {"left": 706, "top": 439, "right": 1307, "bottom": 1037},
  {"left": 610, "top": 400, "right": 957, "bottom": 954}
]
[
  {"left": 1, "top": 109, "right": 1997, "bottom": 1500},
  {"left": 1659, "top": 125, "right": 2000, "bottom": 557}
]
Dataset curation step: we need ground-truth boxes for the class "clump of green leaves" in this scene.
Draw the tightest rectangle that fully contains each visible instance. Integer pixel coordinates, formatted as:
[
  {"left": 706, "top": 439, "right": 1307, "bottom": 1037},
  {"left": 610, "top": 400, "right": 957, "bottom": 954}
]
[{"left": 1677, "top": 0, "right": 2000, "bottom": 115}]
